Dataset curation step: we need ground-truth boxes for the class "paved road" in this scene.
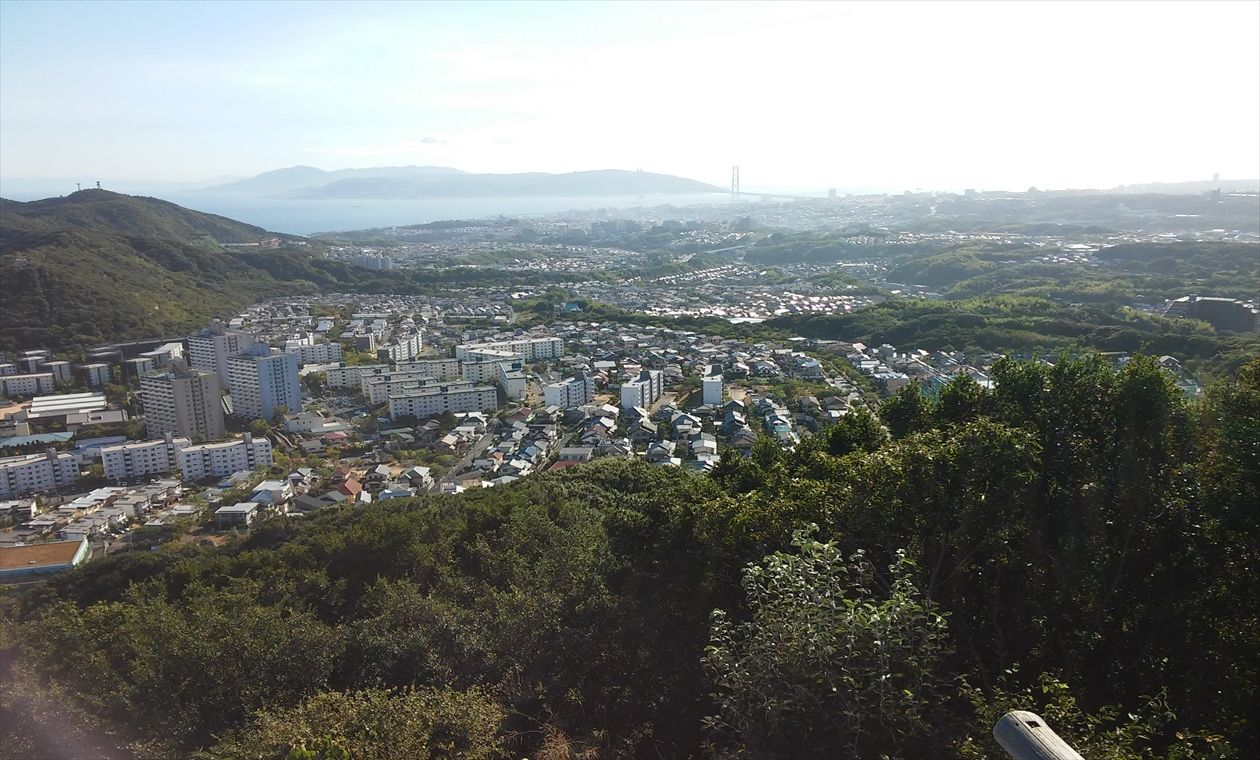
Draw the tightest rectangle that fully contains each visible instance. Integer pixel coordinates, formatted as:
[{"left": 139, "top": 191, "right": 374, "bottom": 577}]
[{"left": 438, "top": 432, "right": 496, "bottom": 488}]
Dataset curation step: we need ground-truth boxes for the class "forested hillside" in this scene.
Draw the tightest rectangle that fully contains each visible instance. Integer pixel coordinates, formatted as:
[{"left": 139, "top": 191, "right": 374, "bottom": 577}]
[
  {"left": 2, "top": 356, "right": 1256, "bottom": 759},
  {"left": 769, "top": 296, "right": 1260, "bottom": 377},
  {"left": 0, "top": 190, "right": 612, "bottom": 352}
]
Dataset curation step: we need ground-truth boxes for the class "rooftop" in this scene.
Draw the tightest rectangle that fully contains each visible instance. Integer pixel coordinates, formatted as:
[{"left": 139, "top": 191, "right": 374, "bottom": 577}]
[{"left": 0, "top": 539, "right": 85, "bottom": 571}]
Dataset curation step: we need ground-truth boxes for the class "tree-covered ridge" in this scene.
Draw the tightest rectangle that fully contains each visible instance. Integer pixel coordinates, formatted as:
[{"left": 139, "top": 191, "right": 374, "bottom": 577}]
[
  {"left": 0, "top": 190, "right": 602, "bottom": 351},
  {"left": 2, "top": 355, "right": 1256, "bottom": 759},
  {"left": 0, "top": 190, "right": 312, "bottom": 350},
  {"left": 769, "top": 295, "right": 1260, "bottom": 377},
  {"left": 885, "top": 241, "right": 1260, "bottom": 303}
]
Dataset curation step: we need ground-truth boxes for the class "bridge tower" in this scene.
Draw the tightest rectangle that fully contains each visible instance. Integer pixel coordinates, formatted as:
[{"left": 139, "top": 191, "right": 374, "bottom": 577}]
[{"left": 730, "top": 165, "right": 740, "bottom": 201}]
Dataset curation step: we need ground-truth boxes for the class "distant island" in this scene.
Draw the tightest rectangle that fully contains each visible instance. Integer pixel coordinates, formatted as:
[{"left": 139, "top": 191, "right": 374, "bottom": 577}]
[{"left": 200, "top": 166, "right": 724, "bottom": 200}]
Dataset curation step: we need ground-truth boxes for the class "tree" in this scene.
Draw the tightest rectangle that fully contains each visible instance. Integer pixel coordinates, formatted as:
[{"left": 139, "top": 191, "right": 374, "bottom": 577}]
[
  {"left": 879, "top": 383, "right": 934, "bottom": 438},
  {"left": 934, "top": 374, "right": 991, "bottom": 426},
  {"left": 826, "top": 407, "right": 888, "bottom": 456},
  {"left": 302, "top": 372, "right": 327, "bottom": 397},
  {"left": 201, "top": 687, "right": 505, "bottom": 760},
  {"left": 102, "top": 382, "right": 131, "bottom": 409},
  {"left": 705, "top": 529, "right": 951, "bottom": 759}
]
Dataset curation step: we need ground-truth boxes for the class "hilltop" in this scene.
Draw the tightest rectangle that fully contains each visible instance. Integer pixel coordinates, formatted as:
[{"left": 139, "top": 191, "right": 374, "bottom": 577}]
[
  {"left": 200, "top": 165, "right": 467, "bottom": 196},
  {"left": 0, "top": 190, "right": 339, "bottom": 351},
  {"left": 202, "top": 166, "right": 724, "bottom": 199}
]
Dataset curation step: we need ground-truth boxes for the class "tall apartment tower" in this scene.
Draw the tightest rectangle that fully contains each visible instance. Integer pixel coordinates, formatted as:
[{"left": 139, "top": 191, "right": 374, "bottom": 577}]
[
  {"left": 188, "top": 324, "right": 256, "bottom": 392},
  {"left": 140, "top": 366, "right": 225, "bottom": 442},
  {"left": 227, "top": 346, "right": 300, "bottom": 421}
]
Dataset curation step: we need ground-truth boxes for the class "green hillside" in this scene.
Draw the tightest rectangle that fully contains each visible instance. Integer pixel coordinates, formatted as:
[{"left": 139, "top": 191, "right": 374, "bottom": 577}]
[
  {"left": 0, "top": 190, "right": 616, "bottom": 352},
  {"left": 0, "top": 190, "right": 323, "bottom": 351}
]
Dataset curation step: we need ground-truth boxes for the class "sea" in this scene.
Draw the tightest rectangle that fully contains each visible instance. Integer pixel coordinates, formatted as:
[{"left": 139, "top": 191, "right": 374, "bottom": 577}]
[{"left": 1, "top": 179, "right": 731, "bottom": 236}]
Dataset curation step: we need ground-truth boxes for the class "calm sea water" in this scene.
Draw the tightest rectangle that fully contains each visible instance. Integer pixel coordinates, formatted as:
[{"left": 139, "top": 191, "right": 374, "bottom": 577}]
[
  {"left": 3, "top": 181, "right": 729, "bottom": 235},
  {"left": 172, "top": 193, "right": 730, "bottom": 235}
]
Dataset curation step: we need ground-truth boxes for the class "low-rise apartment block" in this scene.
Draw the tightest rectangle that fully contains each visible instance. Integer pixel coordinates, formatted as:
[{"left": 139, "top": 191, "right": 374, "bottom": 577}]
[
  {"left": 78, "top": 363, "right": 112, "bottom": 387},
  {"left": 101, "top": 435, "right": 190, "bottom": 481},
  {"left": 396, "top": 358, "right": 461, "bottom": 380},
  {"left": 40, "top": 360, "right": 74, "bottom": 386},
  {"left": 363, "top": 373, "right": 449, "bottom": 405},
  {"left": 176, "top": 433, "right": 273, "bottom": 481},
  {"left": 456, "top": 337, "right": 563, "bottom": 362},
  {"left": 0, "top": 373, "right": 57, "bottom": 398},
  {"left": 378, "top": 332, "right": 423, "bottom": 363},
  {"left": 389, "top": 384, "right": 498, "bottom": 421},
  {"left": 0, "top": 449, "right": 80, "bottom": 498},
  {"left": 325, "top": 363, "right": 388, "bottom": 388},
  {"left": 544, "top": 371, "right": 596, "bottom": 409},
  {"left": 461, "top": 350, "right": 527, "bottom": 400},
  {"left": 285, "top": 340, "right": 344, "bottom": 365},
  {"left": 620, "top": 369, "right": 664, "bottom": 410}
]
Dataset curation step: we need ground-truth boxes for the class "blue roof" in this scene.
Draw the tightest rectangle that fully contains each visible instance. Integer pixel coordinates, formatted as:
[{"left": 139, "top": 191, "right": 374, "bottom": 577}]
[{"left": 0, "top": 431, "right": 75, "bottom": 449}]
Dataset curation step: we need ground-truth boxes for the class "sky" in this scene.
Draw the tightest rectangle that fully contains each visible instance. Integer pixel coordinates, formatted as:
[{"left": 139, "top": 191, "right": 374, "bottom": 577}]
[{"left": 1, "top": 0, "right": 1258, "bottom": 192}]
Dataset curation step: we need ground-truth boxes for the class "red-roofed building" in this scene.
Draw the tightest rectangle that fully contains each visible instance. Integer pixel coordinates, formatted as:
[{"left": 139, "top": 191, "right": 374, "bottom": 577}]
[{"left": 332, "top": 478, "right": 363, "bottom": 503}]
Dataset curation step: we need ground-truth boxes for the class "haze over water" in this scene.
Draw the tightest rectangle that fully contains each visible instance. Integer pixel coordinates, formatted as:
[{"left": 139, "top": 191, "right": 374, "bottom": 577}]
[{"left": 0, "top": 186, "right": 730, "bottom": 235}]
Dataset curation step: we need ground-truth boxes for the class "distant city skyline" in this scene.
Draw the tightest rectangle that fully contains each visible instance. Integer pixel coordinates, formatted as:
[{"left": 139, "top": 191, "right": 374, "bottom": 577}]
[{"left": 1, "top": 0, "right": 1257, "bottom": 192}]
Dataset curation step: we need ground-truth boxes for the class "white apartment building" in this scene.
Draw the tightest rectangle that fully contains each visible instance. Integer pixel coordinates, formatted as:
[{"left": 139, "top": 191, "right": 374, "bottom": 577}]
[
  {"left": 364, "top": 374, "right": 451, "bottom": 405},
  {"left": 0, "top": 373, "right": 57, "bottom": 398},
  {"left": 285, "top": 340, "right": 344, "bottom": 365},
  {"left": 355, "top": 253, "right": 393, "bottom": 270},
  {"left": 461, "top": 349, "right": 520, "bottom": 383},
  {"left": 389, "top": 385, "right": 498, "bottom": 421},
  {"left": 101, "top": 434, "right": 190, "bottom": 481},
  {"left": 455, "top": 337, "right": 563, "bottom": 363},
  {"left": 396, "top": 358, "right": 461, "bottom": 381},
  {"left": 461, "top": 351, "right": 527, "bottom": 401},
  {"left": 79, "top": 363, "right": 112, "bottom": 387},
  {"left": 498, "top": 362, "right": 526, "bottom": 401},
  {"left": 359, "top": 367, "right": 438, "bottom": 397},
  {"left": 18, "top": 352, "right": 49, "bottom": 373},
  {"left": 40, "top": 360, "right": 74, "bottom": 386},
  {"left": 176, "top": 433, "right": 273, "bottom": 481},
  {"left": 378, "top": 332, "right": 423, "bottom": 363},
  {"left": 227, "top": 347, "right": 301, "bottom": 420},
  {"left": 544, "top": 372, "right": 595, "bottom": 409},
  {"left": 325, "top": 363, "right": 388, "bottom": 389},
  {"left": 122, "top": 357, "right": 157, "bottom": 380},
  {"left": 141, "top": 367, "right": 225, "bottom": 442},
  {"left": 139, "top": 342, "right": 186, "bottom": 369},
  {"left": 702, "top": 365, "right": 724, "bottom": 406},
  {"left": 188, "top": 326, "right": 257, "bottom": 392},
  {"left": 0, "top": 449, "right": 80, "bottom": 499},
  {"left": 620, "top": 369, "right": 664, "bottom": 410}
]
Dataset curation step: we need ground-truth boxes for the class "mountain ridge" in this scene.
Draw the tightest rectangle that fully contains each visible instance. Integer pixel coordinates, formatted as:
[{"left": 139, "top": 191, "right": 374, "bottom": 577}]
[
  {"left": 203, "top": 166, "right": 723, "bottom": 199},
  {"left": 0, "top": 190, "right": 328, "bottom": 351},
  {"left": 200, "top": 165, "right": 467, "bottom": 195}
]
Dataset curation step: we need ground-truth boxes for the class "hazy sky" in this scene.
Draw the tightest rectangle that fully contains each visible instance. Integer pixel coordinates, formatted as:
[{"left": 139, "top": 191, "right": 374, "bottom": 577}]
[{"left": 1, "top": 0, "right": 1257, "bottom": 191}]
